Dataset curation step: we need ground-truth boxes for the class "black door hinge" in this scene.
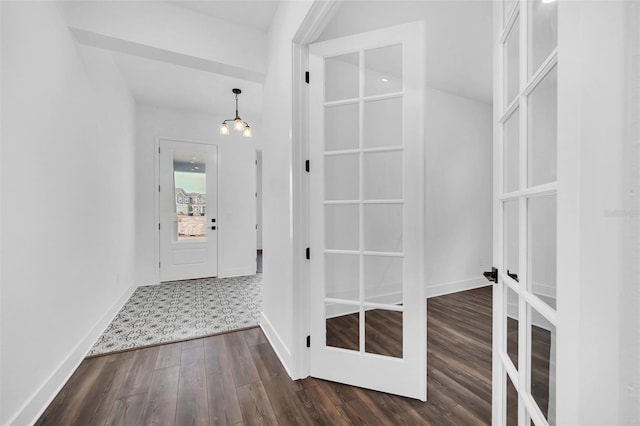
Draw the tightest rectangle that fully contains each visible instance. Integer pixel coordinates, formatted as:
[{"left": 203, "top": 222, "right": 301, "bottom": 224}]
[
  {"left": 306, "top": 335, "right": 311, "bottom": 348},
  {"left": 483, "top": 267, "right": 498, "bottom": 283},
  {"left": 305, "top": 71, "right": 310, "bottom": 84},
  {"left": 305, "top": 160, "right": 310, "bottom": 172},
  {"left": 306, "top": 247, "right": 310, "bottom": 260}
]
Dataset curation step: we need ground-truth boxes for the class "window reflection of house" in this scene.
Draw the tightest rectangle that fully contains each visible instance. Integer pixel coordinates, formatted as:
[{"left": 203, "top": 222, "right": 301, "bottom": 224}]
[{"left": 175, "top": 188, "right": 206, "bottom": 215}]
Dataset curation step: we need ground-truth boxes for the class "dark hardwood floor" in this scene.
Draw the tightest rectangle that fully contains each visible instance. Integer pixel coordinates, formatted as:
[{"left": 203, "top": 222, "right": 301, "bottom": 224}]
[{"left": 35, "top": 286, "right": 549, "bottom": 425}]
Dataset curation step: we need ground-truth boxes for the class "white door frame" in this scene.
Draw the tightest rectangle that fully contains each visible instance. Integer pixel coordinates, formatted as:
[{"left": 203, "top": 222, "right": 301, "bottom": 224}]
[
  {"left": 290, "top": 0, "right": 344, "bottom": 379},
  {"left": 154, "top": 136, "right": 220, "bottom": 285}
]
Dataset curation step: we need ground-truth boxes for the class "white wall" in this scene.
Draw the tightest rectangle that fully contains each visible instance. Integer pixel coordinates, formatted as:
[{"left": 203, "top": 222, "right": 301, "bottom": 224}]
[
  {"left": 425, "top": 88, "right": 493, "bottom": 297},
  {"left": 135, "top": 105, "right": 259, "bottom": 284},
  {"left": 557, "top": 2, "right": 640, "bottom": 424},
  {"left": 0, "top": 2, "right": 137, "bottom": 424},
  {"left": 259, "top": 0, "right": 314, "bottom": 374}
]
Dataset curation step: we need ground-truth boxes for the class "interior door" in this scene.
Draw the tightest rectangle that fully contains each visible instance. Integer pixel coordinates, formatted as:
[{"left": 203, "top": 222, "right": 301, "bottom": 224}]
[
  {"left": 493, "top": 1, "right": 558, "bottom": 425},
  {"left": 309, "top": 22, "right": 426, "bottom": 400},
  {"left": 159, "top": 139, "right": 218, "bottom": 282}
]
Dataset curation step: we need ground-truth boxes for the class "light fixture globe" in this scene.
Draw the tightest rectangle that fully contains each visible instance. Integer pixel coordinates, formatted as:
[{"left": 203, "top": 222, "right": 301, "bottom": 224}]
[{"left": 219, "top": 88, "right": 252, "bottom": 138}]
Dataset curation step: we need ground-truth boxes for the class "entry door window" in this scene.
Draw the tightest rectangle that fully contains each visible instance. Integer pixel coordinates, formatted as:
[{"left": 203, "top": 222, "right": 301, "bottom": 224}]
[{"left": 173, "top": 153, "right": 207, "bottom": 242}]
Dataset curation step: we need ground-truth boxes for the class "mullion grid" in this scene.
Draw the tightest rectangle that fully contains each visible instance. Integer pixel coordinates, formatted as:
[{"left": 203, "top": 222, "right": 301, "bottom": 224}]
[{"left": 500, "top": 1, "right": 559, "bottom": 424}]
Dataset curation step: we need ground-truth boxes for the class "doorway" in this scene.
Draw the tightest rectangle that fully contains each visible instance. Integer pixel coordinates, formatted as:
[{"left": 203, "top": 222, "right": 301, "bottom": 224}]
[
  {"left": 256, "top": 149, "right": 263, "bottom": 273},
  {"left": 158, "top": 139, "right": 219, "bottom": 282}
]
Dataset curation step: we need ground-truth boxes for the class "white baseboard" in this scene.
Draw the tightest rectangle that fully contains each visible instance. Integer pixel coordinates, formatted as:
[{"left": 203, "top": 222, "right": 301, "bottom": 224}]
[
  {"left": 426, "top": 276, "right": 490, "bottom": 298},
  {"left": 259, "top": 312, "right": 293, "bottom": 378},
  {"left": 218, "top": 266, "right": 258, "bottom": 279},
  {"left": 7, "top": 283, "right": 138, "bottom": 426}
]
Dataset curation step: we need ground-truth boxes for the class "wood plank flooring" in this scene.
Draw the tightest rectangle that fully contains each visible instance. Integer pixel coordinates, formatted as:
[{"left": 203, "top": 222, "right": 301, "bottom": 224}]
[{"left": 35, "top": 286, "right": 544, "bottom": 425}]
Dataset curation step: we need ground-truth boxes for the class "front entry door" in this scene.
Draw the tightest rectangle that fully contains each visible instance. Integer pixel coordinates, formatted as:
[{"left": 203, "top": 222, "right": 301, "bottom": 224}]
[
  {"left": 493, "top": 1, "right": 558, "bottom": 425},
  {"left": 309, "top": 22, "right": 426, "bottom": 400},
  {"left": 159, "top": 139, "right": 218, "bottom": 282}
]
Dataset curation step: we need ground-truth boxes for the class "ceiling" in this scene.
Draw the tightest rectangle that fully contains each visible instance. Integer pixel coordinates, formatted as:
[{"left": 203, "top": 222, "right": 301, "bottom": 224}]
[
  {"left": 167, "top": 0, "right": 279, "bottom": 32},
  {"left": 111, "top": 50, "right": 263, "bottom": 118}
]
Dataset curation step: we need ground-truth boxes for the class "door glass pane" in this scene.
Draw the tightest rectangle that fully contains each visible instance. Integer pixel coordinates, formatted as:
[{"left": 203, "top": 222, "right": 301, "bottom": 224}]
[
  {"left": 325, "top": 253, "right": 359, "bottom": 301},
  {"left": 325, "top": 53, "right": 359, "bottom": 102},
  {"left": 507, "top": 374, "right": 518, "bottom": 426},
  {"left": 363, "top": 151, "right": 402, "bottom": 200},
  {"left": 529, "top": 304, "right": 556, "bottom": 425},
  {"left": 364, "top": 97, "right": 402, "bottom": 148},
  {"left": 364, "top": 255, "right": 403, "bottom": 303},
  {"left": 530, "top": 0, "right": 557, "bottom": 76},
  {"left": 504, "top": 109, "right": 520, "bottom": 193},
  {"left": 505, "top": 20, "right": 520, "bottom": 107},
  {"left": 528, "top": 66, "right": 557, "bottom": 187},
  {"left": 325, "top": 154, "right": 359, "bottom": 200},
  {"left": 365, "top": 309, "right": 402, "bottom": 358},
  {"left": 529, "top": 195, "right": 557, "bottom": 309},
  {"left": 173, "top": 151, "right": 207, "bottom": 242},
  {"left": 365, "top": 44, "right": 402, "bottom": 96},
  {"left": 326, "top": 303, "right": 359, "bottom": 351},
  {"left": 325, "top": 103, "right": 359, "bottom": 151},
  {"left": 504, "top": 200, "right": 519, "bottom": 281},
  {"left": 505, "top": 285, "right": 519, "bottom": 369},
  {"left": 363, "top": 204, "right": 402, "bottom": 253},
  {"left": 325, "top": 204, "right": 359, "bottom": 250}
]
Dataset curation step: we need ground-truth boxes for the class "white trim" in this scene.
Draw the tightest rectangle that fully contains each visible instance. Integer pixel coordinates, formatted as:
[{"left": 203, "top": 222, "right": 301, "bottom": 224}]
[
  {"left": 291, "top": 0, "right": 344, "bottom": 381},
  {"left": 259, "top": 312, "right": 293, "bottom": 378},
  {"left": 7, "top": 284, "right": 137, "bottom": 426},
  {"left": 217, "top": 267, "right": 257, "bottom": 279},
  {"left": 426, "top": 277, "right": 491, "bottom": 299}
]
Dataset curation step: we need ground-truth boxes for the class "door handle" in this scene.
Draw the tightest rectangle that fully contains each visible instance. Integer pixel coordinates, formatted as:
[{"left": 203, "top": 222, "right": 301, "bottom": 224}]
[
  {"left": 507, "top": 269, "right": 519, "bottom": 282},
  {"left": 483, "top": 267, "right": 498, "bottom": 283},
  {"left": 211, "top": 226, "right": 216, "bottom": 230}
]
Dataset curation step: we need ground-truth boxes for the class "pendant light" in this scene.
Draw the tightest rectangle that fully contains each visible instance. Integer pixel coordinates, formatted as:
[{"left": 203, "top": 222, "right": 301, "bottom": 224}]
[{"left": 219, "top": 88, "right": 252, "bottom": 138}]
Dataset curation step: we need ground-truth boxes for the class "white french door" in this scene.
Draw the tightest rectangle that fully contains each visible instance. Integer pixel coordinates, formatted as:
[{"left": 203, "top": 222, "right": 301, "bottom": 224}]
[
  {"left": 308, "top": 22, "right": 426, "bottom": 400},
  {"left": 159, "top": 139, "right": 218, "bottom": 282},
  {"left": 493, "top": 1, "right": 558, "bottom": 425}
]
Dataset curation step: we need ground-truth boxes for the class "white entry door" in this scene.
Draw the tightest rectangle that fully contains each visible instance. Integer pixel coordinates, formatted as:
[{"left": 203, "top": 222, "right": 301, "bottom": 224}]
[
  {"left": 159, "top": 139, "right": 218, "bottom": 282},
  {"left": 309, "top": 22, "right": 426, "bottom": 400},
  {"left": 492, "top": 1, "right": 558, "bottom": 425}
]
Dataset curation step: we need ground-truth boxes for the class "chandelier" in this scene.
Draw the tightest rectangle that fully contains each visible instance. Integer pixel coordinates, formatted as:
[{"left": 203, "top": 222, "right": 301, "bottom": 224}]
[{"left": 219, "top": 88, "right": 252, "bottom": 138}]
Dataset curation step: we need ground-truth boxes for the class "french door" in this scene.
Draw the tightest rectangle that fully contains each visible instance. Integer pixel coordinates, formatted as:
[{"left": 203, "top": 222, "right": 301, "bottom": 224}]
[
  {"left": 493, "top": 1, "right": 558, "bottom": 425},
  {"left": 159, "top": 139, "right": 218, "bottom": 282},
  {"left": 308, "top": 22, "right": 426, "bottom": 400}
]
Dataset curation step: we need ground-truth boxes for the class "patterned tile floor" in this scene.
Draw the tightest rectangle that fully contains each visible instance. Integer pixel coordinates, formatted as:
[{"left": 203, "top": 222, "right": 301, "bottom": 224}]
[{"left": 88, "top": 274, "right": 262, "bottom": 356}]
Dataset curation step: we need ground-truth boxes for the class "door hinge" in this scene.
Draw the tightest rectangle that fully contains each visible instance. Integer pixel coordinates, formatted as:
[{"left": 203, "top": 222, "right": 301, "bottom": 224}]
[
  {"left": 305, "top": 71, "right": 310, "bottom": 84},
  {"left": 256, "top": 224, "right": 258, "bottom": 230},
  {"left": 159, "top": 261, "right": 161, "bottom": 268},
  {"left": 305, "top": 160, "right": 310, "bottom": 173},
  {"left": 306, "top": 335, "right": 311, "bottom": 348},
  {"left": 158, "top": 185, "right": 161, "bottom": 192},
  {"left": 483, "top": 267, "right": 498, "bottom": 283},
  {"left": 305, "top": 247, "right": 310, "bottom": 260},
  {"left": 158, "top": 223, "right": 161, "bottom": 230},
  {"left": 158, "top": 147, "right": 161, "bottom": 154},
  {"left": 255, "top": 192, "right": 258, "bottom": 197}
]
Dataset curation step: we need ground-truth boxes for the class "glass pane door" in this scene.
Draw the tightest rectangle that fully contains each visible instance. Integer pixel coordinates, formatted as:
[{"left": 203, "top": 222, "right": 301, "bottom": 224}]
[
  {"left": 495, "top": 1, "right": 558, "bottom": 425},
  {"left": 309, "top": 22, "right": 426, "bottom": 400}
]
